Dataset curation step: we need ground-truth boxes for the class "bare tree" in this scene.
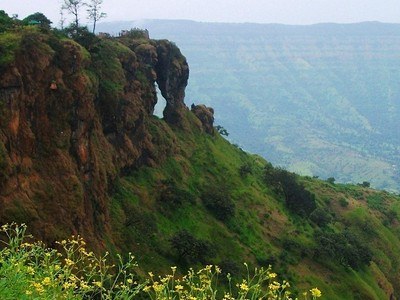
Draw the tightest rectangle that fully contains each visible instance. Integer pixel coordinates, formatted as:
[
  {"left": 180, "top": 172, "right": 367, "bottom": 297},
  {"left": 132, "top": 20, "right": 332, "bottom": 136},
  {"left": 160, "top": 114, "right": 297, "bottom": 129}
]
[
  {"left": 62, "top": 0, "right": 86, "bottom": 29},
  {"left": 86, "top": 0, "right": 106, "bottom": 33},
  {"left": 59, "top": 8, "right": 66, "bottom": 29}
]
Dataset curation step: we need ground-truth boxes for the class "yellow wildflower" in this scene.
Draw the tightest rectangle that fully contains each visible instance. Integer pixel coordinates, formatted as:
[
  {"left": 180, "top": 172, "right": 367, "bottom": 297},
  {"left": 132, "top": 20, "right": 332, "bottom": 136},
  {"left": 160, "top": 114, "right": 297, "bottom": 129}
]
[
  {"left": 310, "top": 287, "right": 322, "bottom": 298},
  {"left": 33, "top": 282, "right": 44, "bottom": 294},
  {"left": 42, "top": 277, "right": 51, "bottom": 286},
  {"left": 64, "top": 258, "right": 74, "bottom": 266},
  {"left": 26, "top": 266, "right": 35, "bottom": 275},
  {"left": 239, "top": 282, "right": 249, "bottom": 291},
  {"left": 175, "top": 284, "right": 184, "bottom": 291}
]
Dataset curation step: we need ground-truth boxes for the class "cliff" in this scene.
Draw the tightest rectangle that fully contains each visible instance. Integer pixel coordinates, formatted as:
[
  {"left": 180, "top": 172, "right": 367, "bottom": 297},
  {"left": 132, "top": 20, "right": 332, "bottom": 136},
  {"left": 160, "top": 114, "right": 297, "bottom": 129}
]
[{"left": 0, "top": 27, "right": 209, "bottom": 247}]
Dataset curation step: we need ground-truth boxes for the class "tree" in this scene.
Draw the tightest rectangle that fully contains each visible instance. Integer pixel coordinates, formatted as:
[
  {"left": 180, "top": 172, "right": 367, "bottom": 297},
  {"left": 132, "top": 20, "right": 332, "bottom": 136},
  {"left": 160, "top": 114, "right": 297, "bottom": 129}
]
[
  {"left": 0, "top": 10, "right": 14, "bottom": 32},
  {"left": 326, "top": 177, "right": 335, "bottom": 184},
  {"left": 215, "top": 125, "right": 229, "bottom": 136},
  {"left": 62, "top": 0, "right": 86, "bottom": 29},
  {"left": 23, "top": 12, "right": 52, "bottom": 29},
  {"left": 59, "top": 8, "right": 66, "bottom": 29},
  {"left": 169, "top": 230, "right": 213, "bottom": 265},
  {"left": 86, "top": 0, "right": 106, "bottom": 33},
  {"left": 264, "top": 165, "right": 316, "bottom": 216}
]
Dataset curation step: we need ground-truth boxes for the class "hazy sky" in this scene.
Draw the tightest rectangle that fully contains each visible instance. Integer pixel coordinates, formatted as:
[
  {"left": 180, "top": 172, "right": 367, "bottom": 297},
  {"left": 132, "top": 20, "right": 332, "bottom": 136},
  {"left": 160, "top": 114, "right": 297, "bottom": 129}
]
[{"left": 2, "top": 0, "right": 400, "bottom": 25}]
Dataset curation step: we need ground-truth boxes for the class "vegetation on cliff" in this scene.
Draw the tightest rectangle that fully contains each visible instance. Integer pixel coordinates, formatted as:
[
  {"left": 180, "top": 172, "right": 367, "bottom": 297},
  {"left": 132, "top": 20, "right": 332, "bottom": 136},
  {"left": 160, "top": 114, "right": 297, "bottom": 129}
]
[{"left": 0, "top": 11, "right": 400, "bottom": 299}]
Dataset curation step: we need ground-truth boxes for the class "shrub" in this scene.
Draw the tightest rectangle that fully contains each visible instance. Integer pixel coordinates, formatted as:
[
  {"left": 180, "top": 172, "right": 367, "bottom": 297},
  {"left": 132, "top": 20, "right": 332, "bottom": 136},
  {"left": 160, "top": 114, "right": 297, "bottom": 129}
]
[
  {"left": 339, "top": 198, "right": 349, "bottom": 207},
  {"left": 314, "top": 230, "right": 372, "bottom": 269},
  {"left": 201, "top": 186, "right": 235, "bottom": 221},
  {"left": 264, "top": 165, "right": 316, "bottom": 216},
  {"left": 169, "top": 230, "right": 214, "bottom": 265},
  {"left": 239, "top": 163, "right": 252, "bottom": 177},
  {"left": 158, "top": 179, "right": 193, "bottom": 208},
  {"left": 22, "top": 12, "right": 52, "bottom": 29},
  {"left": 0, "top": 223, "right": 321, "bottom": 299},
  {"left": 326, "top": 177, "right": 335, "bottom": 184},
  {"left": 359, "top": 181, "right": 370, "bottom": 188},
  {"left": 0, "top": 10, "right": 14, "bottom": 33},
  {"left": 0, "top": 223, "right": 145, "bottom": 299},
  {"left": 309, "top": 207, "right": 333, "bottom": 227},
  {"left": 0, "top": 32, "right": 21, "bottom": 67},
  {"left": 62, "top": 25, "right": 99, "bottom": 50},
  {"left": 215, "top": 125, "right": 229, "bottom": 136}
]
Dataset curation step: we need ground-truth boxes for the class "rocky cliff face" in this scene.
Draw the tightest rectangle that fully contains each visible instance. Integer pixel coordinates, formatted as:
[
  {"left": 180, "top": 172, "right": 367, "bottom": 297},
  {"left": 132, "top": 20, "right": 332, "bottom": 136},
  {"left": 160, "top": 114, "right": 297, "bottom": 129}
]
[{"left": 0, "top": 28, "right": 202, "bottom": 248}]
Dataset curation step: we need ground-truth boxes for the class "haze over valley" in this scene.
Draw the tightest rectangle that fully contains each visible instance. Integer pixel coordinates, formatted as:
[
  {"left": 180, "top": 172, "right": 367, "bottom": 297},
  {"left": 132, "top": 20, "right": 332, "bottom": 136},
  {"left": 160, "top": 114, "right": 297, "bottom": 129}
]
[{"left": 98, "top": 20, "right": 400, "bottom": 192}]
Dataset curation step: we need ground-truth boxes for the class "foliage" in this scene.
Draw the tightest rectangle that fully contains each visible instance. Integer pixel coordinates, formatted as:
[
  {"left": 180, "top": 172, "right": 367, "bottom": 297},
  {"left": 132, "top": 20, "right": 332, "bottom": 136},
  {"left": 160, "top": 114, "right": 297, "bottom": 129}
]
[
  {"left": 314, "top": 230, "right": 372, "bottom": 269},
  {"left": 144, "top": 263, "right": 321, "bottom": 300},
  {"left": 62, "top": 24, "right": 99, "bottom": 49},
  {"left": 239, "top": 163, "right": 253, "bottom": 177},
  {"left": 0, "top": 223, "right": 322, "bottom": 299},
  {"left": 326, "top": 177, "right": 335, "bottom": 185},
  {"left": 0, "top": 10, "right": 15, "bottom": 32},
  {"left": 309, "top": 208, "right": 333, "bottom": 227},
  {"left": 338, "top": 198, "right": 349, "bottom": 207},
  {"left": 0, "top": 223, "right": 145, "bottom": 299},
  {"left": 264, "top": 165, "right": 316, "bottom": 216},
  {"left": 359, "top": 181, "right": 371, "bottom": 188},
  {"left": 62, "top": 0, "right": 86, "bottom": 29},
  {"left": 22, "top": 12, "right": 52, "bottom": 29},
  {"left": 169, "top": 230, "right": 214, "bottom": 265},
  {"left": 0, "top": 31, "right": 21, "bottom": 67},
  {"left": 216, "top": 125, "right": 229, "bottom": 136},
  {"left": 86, "top": 0, "right": 107, "bottom": 33},
  {"left": 158, "top": 179, "right": 193, "bottom": 208},
  {"left": 201, "top": 186, "right": 235, "bottom": 221}
]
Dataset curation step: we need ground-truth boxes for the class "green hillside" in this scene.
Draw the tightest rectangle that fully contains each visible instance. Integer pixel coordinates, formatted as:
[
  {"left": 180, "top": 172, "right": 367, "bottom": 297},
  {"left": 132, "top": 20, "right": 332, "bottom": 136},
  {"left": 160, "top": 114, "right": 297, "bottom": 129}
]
[
  {"left": 108, "top": 117, "right": 400, "bottom": 299},
  {"left": 1, "top": 12, "right": 400, "bottom": 299},
  {"left": 98, "top": 20, "right": 400, "bottom": 192}
]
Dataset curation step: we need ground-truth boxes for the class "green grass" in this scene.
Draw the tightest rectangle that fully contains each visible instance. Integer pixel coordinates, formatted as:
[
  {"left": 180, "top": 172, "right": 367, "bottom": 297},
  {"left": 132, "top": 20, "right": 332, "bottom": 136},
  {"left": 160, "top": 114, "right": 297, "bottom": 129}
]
[{"left": 103, "top": 114, "right": 400, "bottom": 298}]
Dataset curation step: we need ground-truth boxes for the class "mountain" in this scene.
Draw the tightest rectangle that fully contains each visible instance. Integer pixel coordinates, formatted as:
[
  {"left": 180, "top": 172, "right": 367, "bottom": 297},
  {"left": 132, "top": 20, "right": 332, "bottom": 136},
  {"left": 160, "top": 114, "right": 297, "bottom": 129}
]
[
  {"left": 1, "top": 16, "right": 400, "bottom": 299},
  {"left": 97, "top": 20, "right": 400, "bottom": 192}
]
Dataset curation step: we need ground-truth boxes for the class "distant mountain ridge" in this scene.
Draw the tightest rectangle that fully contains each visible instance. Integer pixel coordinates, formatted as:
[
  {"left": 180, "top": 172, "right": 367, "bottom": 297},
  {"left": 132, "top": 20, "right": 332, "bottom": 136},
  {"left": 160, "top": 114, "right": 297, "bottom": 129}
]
[{"left": 98, "top": 20, "right": 400, "bottom": 192}]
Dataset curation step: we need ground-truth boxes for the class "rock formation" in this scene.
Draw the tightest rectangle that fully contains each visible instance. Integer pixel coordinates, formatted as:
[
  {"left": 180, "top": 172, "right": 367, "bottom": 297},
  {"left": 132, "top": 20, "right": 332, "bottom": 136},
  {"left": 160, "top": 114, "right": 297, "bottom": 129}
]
[{"left": 0, "top": 28, "right": 197, "bottom": 248}]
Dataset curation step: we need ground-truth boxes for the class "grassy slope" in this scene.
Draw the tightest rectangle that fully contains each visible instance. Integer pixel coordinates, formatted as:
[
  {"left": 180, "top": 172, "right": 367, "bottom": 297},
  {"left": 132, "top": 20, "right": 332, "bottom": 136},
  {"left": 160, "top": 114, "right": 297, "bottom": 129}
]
[{"left": 108, "top": 115, "right": 400, "bottom": 299}]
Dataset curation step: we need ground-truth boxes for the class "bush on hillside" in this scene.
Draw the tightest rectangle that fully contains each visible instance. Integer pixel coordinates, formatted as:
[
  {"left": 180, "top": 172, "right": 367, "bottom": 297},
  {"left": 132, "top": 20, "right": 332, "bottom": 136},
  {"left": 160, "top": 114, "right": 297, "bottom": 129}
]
[
  {"left": 158, "top": 179, "right": 193, "bottom": 208},
  {"left": 239, "top": 163, "right": 253, "bottom": 177},
  {"left": 215, "top": 125, "right": 229, "bottom": 136},
  {"left": 326, "top": 177, "right": 335, "bottom": 184},
  {"left": 0, "top": 10, "right": 15, "bottom": 33},
  {"left": 314, "top": 230, "right": 372, "bottom": 269},
  {"left": 264, "top": 164, "right": 316, "bottom": 216},
  {"left": 339, "top": 197, "right": 349, "bottom": 207},
  {"left": 309, "top": 207, "right": 333, "bottom": 227},
  {"left": 22, "top": 12, "right": 52, "bottom": 30},
  {"left": 63, "top": 24, "right": 99, "bottom": 50},
  {"left": 169, "top": 230, "right": 214, "bottom": 265},
  {"left": 201, "top": 186, "right": 235, "bottom": 221}
]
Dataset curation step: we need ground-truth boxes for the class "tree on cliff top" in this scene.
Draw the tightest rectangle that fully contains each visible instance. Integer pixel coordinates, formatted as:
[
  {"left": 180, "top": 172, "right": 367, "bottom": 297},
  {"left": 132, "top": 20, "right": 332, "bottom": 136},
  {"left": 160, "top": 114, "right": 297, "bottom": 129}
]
[
  {"left": 23, "top": 12, "right": 52, "bottom": 29},
  {"left": 86, "top": 0, "right": 106, "bottom": 33},
  {"left": 0, "top": 10, "right": 14, "bottom": 32},
  {"left": 62, "top": 0, "right": 85, "bottom": 29}
]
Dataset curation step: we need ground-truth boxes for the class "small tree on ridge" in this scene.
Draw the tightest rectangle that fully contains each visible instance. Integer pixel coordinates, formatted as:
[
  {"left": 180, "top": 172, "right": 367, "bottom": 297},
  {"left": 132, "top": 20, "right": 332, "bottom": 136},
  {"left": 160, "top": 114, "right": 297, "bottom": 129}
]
[{"left": 86, "top": 0, "right": 106, "bottom": 33}]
